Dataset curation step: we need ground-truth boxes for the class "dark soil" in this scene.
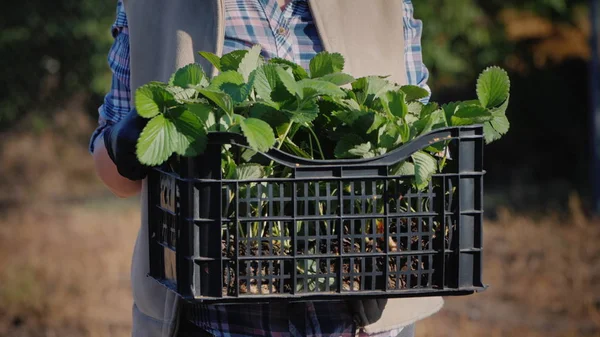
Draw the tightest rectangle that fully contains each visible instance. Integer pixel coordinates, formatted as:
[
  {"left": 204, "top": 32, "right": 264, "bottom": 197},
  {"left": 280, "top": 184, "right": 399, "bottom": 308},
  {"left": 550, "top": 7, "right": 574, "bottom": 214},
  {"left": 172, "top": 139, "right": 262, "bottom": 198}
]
[{"left": 220, "top": 217, "right": 453, "bottom": 295}]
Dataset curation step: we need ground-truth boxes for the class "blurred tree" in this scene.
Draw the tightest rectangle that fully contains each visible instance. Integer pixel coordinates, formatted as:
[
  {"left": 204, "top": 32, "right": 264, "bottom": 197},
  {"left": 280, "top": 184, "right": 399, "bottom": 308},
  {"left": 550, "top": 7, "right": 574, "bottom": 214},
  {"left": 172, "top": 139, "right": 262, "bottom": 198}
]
[
  {"left": 0, "top": 0, "right": 114, "bottom": 129},
  {"left": 416, "top": 0, "right": 590, "bottom": 93},
  {"left": 414, "top": 0, "right": 593, "bottom": 209}
]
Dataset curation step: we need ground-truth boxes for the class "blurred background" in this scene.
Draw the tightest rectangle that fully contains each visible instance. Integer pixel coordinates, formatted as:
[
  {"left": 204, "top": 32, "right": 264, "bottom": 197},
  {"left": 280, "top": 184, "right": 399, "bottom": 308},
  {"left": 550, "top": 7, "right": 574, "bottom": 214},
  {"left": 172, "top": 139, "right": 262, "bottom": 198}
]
[{"left": 0, "top": 0, "right": 599, "bottom": 336}]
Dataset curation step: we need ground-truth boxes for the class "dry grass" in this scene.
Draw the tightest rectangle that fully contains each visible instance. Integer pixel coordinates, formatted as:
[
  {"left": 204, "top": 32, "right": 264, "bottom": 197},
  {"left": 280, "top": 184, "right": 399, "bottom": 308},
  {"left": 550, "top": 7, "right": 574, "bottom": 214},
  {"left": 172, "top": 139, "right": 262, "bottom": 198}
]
[
  {"left": 0, "top": 200, "right": 139, "bottom": 337},
  {"left": 418, "top": 194, "right": 600, "bottom": 337},
  {"left": 1, "top": 193, "right": 599, "bottom": 337},
  {"left": 0, "top": 98, "right": 107, "bottom": 206}
]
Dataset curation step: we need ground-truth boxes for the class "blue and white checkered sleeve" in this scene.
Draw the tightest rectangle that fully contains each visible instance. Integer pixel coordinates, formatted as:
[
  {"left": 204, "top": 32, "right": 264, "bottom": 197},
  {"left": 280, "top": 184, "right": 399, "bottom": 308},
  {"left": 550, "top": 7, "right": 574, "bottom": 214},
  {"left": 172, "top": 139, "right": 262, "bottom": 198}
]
[
  {"left": 89, "top": 0, "right": 131, "bottom": 153},
  {"left": 403, "top": 0, "right": 431, "bottom": 104}
]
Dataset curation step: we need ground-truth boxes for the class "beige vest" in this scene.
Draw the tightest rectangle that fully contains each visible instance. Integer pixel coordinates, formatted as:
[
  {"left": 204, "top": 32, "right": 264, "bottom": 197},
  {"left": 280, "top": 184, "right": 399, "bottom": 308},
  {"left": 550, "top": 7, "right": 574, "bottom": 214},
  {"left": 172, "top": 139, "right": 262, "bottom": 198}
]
[{"left": 123, "top": 1, "right": 443, "bottom": 336}]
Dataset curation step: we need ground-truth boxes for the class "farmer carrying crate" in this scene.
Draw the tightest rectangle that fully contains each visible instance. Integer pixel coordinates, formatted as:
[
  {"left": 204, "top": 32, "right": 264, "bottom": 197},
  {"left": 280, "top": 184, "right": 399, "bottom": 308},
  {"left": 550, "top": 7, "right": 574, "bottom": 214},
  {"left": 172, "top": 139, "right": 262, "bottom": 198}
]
[{"left": 89, "top": 1, "right": 446, "bottom": 336}]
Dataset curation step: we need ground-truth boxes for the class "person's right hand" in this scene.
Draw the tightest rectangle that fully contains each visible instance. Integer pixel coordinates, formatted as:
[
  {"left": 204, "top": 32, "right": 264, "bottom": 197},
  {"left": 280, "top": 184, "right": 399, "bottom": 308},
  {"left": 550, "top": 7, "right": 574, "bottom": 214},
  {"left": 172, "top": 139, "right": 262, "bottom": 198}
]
[{"left": 102, "top": 109, "right": 150, "bottom": 181}]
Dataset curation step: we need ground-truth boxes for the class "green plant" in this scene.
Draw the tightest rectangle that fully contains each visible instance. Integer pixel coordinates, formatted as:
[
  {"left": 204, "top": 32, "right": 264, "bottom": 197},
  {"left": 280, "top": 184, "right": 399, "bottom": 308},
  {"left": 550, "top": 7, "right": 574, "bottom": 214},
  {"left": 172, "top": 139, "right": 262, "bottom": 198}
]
[
  {"left": 137, "top": 47, "right": 510, "bottom": 295},
  {"left": 135, "top": 46, "right": 510, "bottom": 189}
]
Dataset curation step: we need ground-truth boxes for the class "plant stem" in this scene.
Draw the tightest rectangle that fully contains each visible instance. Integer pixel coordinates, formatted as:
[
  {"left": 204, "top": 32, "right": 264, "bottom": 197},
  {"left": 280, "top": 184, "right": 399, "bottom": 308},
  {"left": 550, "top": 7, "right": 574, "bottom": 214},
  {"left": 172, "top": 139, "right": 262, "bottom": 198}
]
[
  {"left": 306, "top": 126, "right": 325, "bottom": 160},
  {"left": 277, "top": 122, "right": 294, "bottom": 150},
  {"left": 265, "top": 121, "right": 295, "bottom": 174},
  {"left": 308, "top": 131, "right": 314, "bottom": 158},
  {"left": 216, "top": 110, "right": 221, "bottom": 132},
  {"left": 439, "top": 144, "right": 449, "bottom": 171}
]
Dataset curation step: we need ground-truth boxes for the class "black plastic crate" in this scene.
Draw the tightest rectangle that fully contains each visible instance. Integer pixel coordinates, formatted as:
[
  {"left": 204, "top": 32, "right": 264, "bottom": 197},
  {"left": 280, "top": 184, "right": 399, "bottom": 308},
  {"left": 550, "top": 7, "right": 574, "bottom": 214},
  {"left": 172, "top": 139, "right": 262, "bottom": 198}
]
[{"left": 147, "top": 125, "right": 486, "bottom": 303}]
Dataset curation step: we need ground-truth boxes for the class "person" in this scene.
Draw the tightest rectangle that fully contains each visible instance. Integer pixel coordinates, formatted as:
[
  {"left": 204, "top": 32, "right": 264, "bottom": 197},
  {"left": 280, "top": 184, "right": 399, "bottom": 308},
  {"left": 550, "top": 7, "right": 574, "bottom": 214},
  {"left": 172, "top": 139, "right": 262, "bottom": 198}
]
[{"left": 89, "top": 0, "right": 444, "bottom": 336}]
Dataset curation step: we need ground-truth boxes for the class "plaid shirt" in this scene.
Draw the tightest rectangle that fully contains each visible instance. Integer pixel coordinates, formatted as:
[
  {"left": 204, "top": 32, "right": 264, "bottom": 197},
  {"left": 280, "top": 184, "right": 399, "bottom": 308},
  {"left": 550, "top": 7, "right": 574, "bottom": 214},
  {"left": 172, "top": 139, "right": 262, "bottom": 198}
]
[
  {"left": 91, "top": 1, "right": 429, "bottom": 336},
  {"left": 89, "top": 0, "right": 430, "bottom": 153}
]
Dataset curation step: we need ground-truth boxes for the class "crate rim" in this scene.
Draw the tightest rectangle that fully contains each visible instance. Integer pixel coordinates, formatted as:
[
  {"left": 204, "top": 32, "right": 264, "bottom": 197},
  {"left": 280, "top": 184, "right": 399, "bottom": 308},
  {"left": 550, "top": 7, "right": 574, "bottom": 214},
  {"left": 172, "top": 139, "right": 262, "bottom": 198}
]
[
  {"left": 147, "top": 276, "right": 488, "bottom": 304},
  {"left": 173, "top": 125, "right": 484, "bottom": 170}
]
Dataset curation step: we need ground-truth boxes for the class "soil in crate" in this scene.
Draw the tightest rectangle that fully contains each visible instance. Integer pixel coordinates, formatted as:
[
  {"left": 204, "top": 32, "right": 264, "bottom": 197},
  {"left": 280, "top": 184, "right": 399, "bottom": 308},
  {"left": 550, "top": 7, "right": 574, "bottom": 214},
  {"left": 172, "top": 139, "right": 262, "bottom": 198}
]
[{"left": 220, "top": 217, "right": 452, "bottom": 296}]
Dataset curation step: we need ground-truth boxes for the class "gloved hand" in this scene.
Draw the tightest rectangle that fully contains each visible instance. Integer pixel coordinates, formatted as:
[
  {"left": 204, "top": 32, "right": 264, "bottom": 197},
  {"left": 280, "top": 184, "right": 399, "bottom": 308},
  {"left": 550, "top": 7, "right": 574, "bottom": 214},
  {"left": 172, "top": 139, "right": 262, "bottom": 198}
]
[
  {"left": 349, "top": 298, "right": 387, "bottom": 328},
  {"left": 103, "top": 109, "right": 150, "bottom": 181}
]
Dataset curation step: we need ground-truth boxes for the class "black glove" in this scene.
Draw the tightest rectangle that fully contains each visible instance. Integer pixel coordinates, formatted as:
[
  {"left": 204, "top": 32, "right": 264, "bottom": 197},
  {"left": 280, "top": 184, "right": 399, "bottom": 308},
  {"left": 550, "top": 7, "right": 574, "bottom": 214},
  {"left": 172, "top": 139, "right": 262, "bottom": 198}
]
[
  {"left": 103, "top": 109, "right": 150, "bottom": 181},
  {"left": 349, "top": 298, "right": 387, "bottom": 328}
]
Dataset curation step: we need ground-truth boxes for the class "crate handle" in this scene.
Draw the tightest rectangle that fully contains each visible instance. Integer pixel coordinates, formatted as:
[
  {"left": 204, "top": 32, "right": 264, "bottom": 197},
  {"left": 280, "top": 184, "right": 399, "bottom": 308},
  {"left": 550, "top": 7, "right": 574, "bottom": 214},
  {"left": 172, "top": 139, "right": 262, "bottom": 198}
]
[{"left": 207, "top": 125, "right": 482, "bottom": 168}]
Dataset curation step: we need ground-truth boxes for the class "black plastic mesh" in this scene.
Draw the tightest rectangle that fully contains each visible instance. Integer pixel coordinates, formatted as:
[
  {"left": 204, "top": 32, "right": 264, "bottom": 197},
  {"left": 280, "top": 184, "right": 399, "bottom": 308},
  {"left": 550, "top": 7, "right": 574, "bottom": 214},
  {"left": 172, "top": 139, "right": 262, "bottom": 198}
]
[{"left": 147, "top": 126, "right": 485, "bottom": 303}]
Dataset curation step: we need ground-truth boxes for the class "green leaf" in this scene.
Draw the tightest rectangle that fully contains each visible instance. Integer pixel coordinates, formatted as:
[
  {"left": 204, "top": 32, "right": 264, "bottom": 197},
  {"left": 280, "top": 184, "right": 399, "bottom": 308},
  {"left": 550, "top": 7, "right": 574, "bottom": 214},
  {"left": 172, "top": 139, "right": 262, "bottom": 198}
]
[
  {"left": 135, "top": 84, "right": 176, "bottom": 118},
  {"left": 366, "top": 113, "right": 386, "bottom": 134},
  {"left": 490, "top": 94, "right": 510, "bottom": 115},
  {"left": 208, "top": 71, "right": 253, "bottom": 103},
  {"left": 186, "top": 103, "right": 216, "bottom": 129},
  {"left": 298, "top": 79, "right": 345, "bottom": 98},
  {"left": 413, "top": 109, "right": 446, "bottom": 137},
  {"left": 408, "top": 102, "right": 424, "bottom": 116},
  {"left": 320, "top": 73, "right": 356, "bottom": 86},
  {"left": 441, "top": 102, "right": 460, "bottom": 126},
  {"left": 400, "top": 85, "right": 429, "bottom": 102},
  {"left": 208, "top": 70, "right": 244, "bottom": 89},
  {"left": 350, "top": 110, "right": 386, "bottom": 136},
  {"left": 351, "top": 76, "right": 395, "bottom": 106},
  {"left": 340, "top": 98, "right": 361, "bottom": 111},
  {"left": 391, "top": 161, "right": 415, "bottom": 176},
  {"left": 222, "top": 113, "right": 245, "bottom": 131},
  {"left": 491, "top": 114, "right": 510, "bottom": 134},
  {"left": 223, "top": 154, "right": 237, "bottom": 179},
  {"left": 379, "top": 123, "right": 402, "bottom": 150},
  {"left": 241, "top": 148, "right": 258, "bottom": 162},
  {"left": 136, "top": 114, "right": 176, "bottom": 166},
  {"left": 462, "top": 99, "right": 482, "bottom": 106},
  {"left": 166, "top": 86, "right": 197, "bottom": 102},
  {"left": 170, "top": 63, "right": 206, "bottom": 88},
  {"left": 399, "top": 122, "right": 411, "bottom": 143},
  {"left": 482, "top": 123, "right": 498, "bottom": 144},
  {"left": 309, "top": 52, "right": 345, "bottom": 78},
  {"left": 197, "top": 89, "right": 234, "bottom": 116},
  {"left": 268, "top": 58, "right": 309, "bottom": 80},
  {"left": 317, "top": 96, "right": 346, "bottom": 116},
  {"left": 287, "top": 99, "right": 319, "bottom": 124},
  {"left": 451, "top": 105, "right": 493, "bottom": 126},
  {"left": 253, "top": 64, "right": 280, "bottom": 101},
  {"left": 420, "top": 102, "right": 439, "bottom": 118},
  {"left": 334, "top": 134, "right": 364, "bottom": 159},
  {"left": 250, "top": 102, "right": 289, "bottom": 128},
  {"left": 168, "top": 108, "right": 208, "bottom": 156},
  {"left": 348, "top": 142, "right": 374, "bottom": 158},
  {"left": 238, "top": 44, "right": 263, "bottom": 82},
  {"left": 236, "top": 164, "right": 265, "bottom": 180},
  {"left": 382, "top": 90, "right": 408, "bottom": 118},
  {"left": 276, "top": 67, "right": 299, "bottom": 97},
  {"left": 484, "top": 114, "right": 510, "bottom": 144},
  {"left": 276, "top": 122, "right": 292, "bottom": 139},
  {"left": 220, "top": 50, "right": 249, "bottom": 71},
  {"left": 187, "top": 103, "right": 213, "bottom": 118},
  {"left": 198, "top": 52, "right": 222, "bottom": 71},
  {"left": 374, "top": 148, "right": 387, "bottom": 156},
  {"left": 240, "top": 118, "right": 276, "bottom": 152},
  {"left": 411, "top": 151, "right": 437, "bottom": 190},
  {"left": 476, "top": 66, "right": 510, "bottom": 108},
  {"left": 347, "top": 90, "right": 360, "bottom": 104},
  {"left": 405, "top": 113, "right": 419, "bottom": 125},
  {"left": 483, "top": 94, "right": 510, "bottom": 143},
  {"left": 283, "top": 138, "right": 312, "bottom": 158},
  {"left": 331, "top": 109, "right": 369, "bottom": 125},
  {"left": 230, "top": 112, "right": 245, "bottom": 123}
]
